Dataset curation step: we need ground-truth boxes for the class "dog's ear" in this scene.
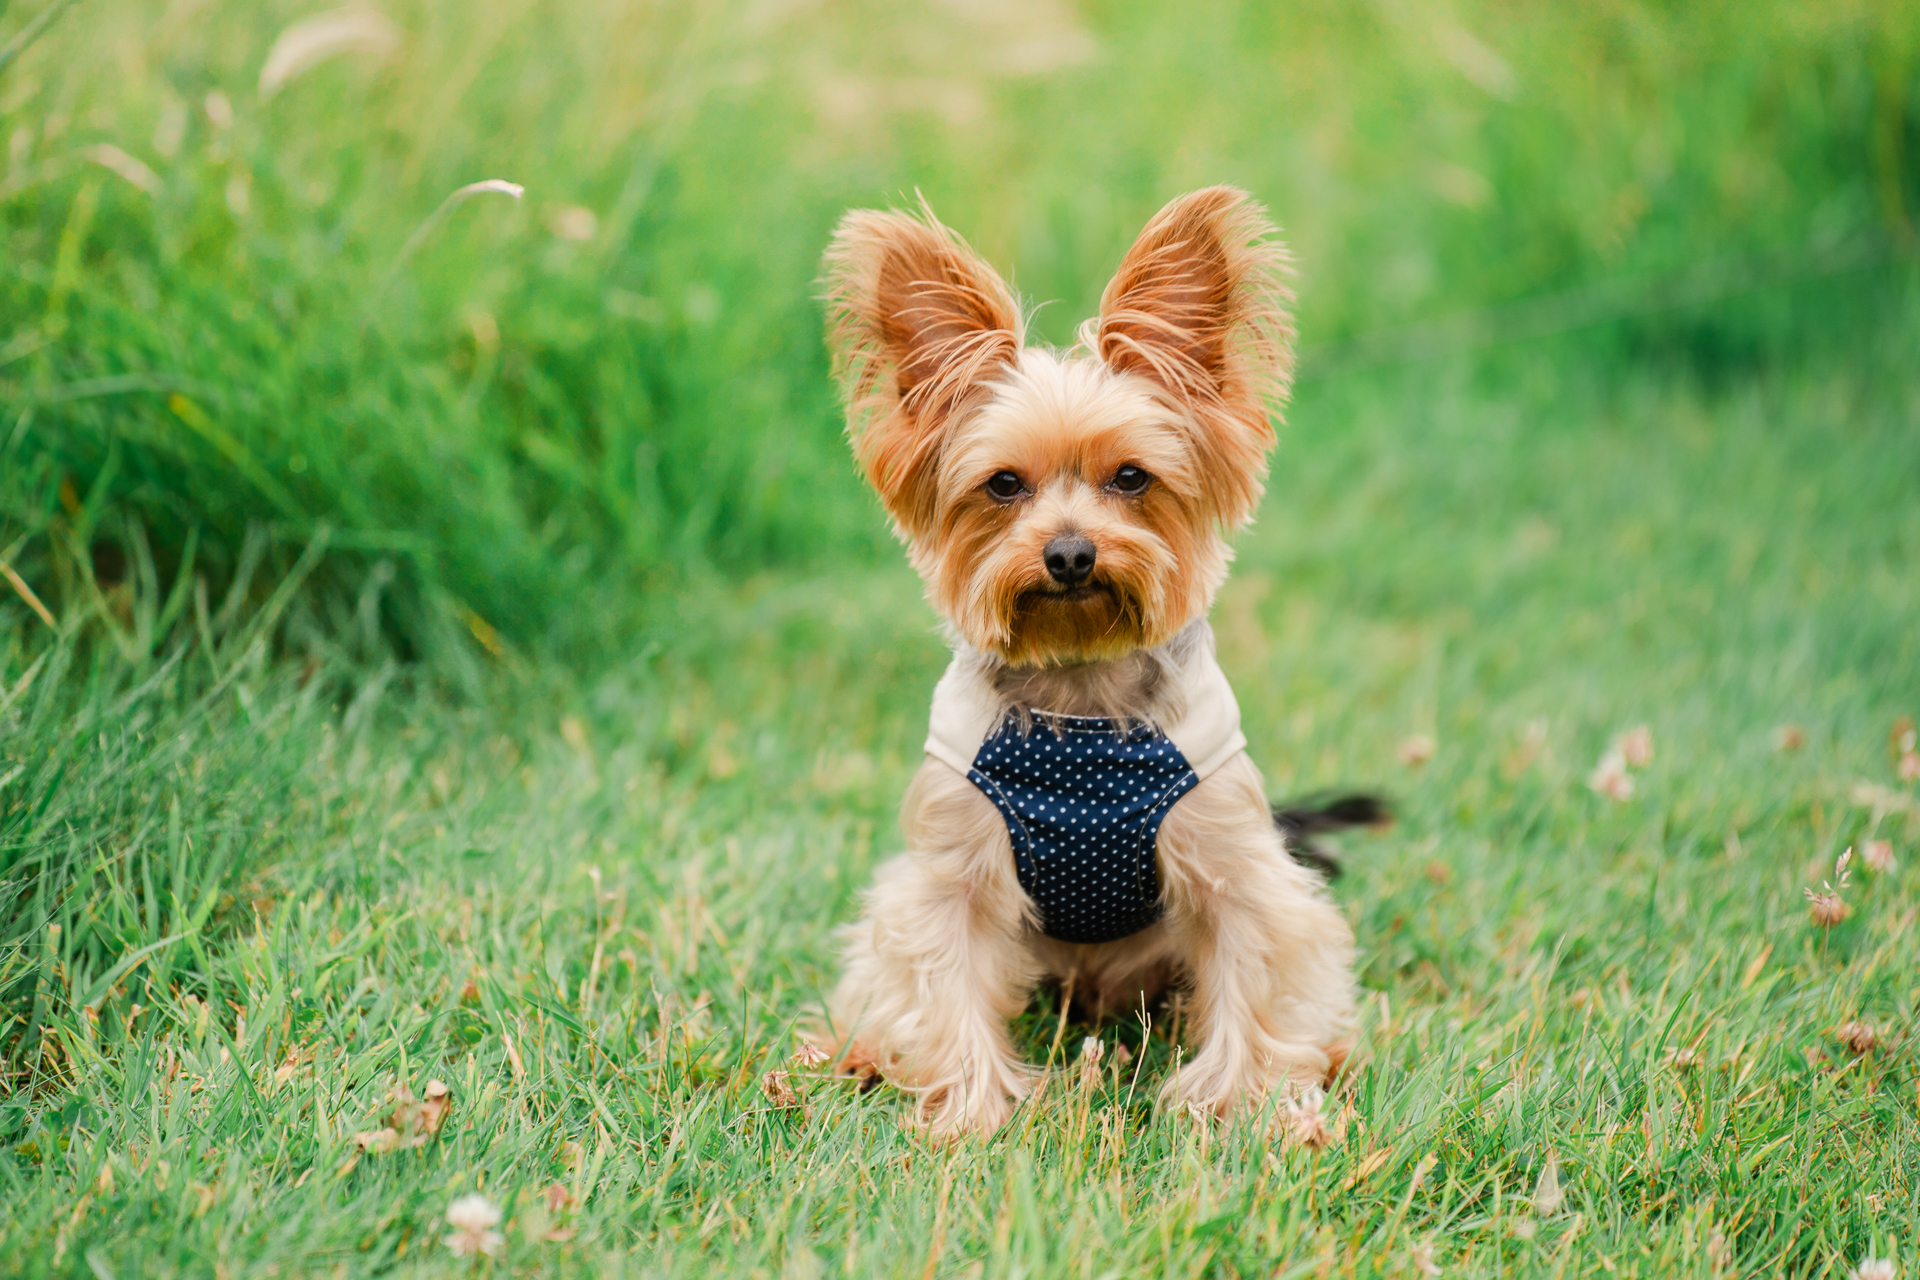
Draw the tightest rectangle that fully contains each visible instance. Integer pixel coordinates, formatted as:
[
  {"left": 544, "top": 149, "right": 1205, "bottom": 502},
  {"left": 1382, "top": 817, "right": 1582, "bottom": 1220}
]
[
  {"left": 824, "top": 200, "right": 1023, "bottom": 540},
  {"left": 1093, "top": 186, "right": 1293, "bottom": 529}
]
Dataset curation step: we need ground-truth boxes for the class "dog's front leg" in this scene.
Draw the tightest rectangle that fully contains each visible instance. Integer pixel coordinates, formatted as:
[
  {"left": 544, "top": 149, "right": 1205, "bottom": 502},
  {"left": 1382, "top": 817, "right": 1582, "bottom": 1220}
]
[
  {"left": 1153, "top": 755, "right": 1356, "bottom": 1120},
  {"left": 826, "top": 760, "right": 1040, "bottom": 1137}
]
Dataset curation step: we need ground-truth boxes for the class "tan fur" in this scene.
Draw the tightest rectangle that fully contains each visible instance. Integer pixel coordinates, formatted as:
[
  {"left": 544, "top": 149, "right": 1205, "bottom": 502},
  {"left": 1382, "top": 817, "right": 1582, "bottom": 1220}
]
[{"left": 818, "top": 188, "right": 1354, "bottom": 1137}]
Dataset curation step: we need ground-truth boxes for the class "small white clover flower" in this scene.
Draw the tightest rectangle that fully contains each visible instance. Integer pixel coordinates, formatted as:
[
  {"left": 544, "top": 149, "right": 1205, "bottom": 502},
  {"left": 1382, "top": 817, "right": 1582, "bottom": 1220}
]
[{"left": 444, "top": 1193, "right": 504, "bottom": 1258}]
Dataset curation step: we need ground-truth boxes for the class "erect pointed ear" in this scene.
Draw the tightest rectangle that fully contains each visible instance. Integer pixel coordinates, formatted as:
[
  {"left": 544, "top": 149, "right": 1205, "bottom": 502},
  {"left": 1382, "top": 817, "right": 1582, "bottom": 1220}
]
[
  {"left": 823, "top": 199, "right": 1023, "bottom": 540},
  {"left": 1092, "top": 186, "right": 1294, "bottom": 529}
]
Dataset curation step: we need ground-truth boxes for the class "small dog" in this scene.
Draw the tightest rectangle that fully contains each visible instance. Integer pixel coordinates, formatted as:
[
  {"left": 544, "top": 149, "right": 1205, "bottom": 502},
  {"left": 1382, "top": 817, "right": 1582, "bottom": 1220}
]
[{"left": 817, "top": 187, "right": 1356, "bottom": 1137}]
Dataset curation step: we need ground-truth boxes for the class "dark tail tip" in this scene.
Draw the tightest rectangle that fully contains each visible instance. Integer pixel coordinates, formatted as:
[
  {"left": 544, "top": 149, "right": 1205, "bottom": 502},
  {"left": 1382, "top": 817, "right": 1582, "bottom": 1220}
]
[{"left": 1273, "top": 793, "right": 1392, "bottom": 880}]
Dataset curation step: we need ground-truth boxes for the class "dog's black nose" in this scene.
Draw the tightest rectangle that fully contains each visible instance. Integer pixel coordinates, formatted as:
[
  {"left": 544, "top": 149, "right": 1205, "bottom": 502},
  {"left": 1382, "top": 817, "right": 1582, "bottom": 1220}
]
[{"left": 1043, "top": 533, "right": 1097, "bottom": 586}]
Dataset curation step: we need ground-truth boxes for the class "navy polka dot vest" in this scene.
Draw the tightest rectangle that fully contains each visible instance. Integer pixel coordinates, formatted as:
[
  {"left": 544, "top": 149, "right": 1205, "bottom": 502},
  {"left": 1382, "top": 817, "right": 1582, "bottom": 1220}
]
[{"left": 966, "top": 712, "right": 1198, "bottom": 944}]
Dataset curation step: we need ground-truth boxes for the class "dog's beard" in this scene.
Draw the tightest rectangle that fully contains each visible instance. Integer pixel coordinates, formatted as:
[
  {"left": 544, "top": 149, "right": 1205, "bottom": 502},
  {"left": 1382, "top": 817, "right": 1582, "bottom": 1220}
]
[{"left": 1000, "top": 578, "right": 1149, "bottom": 666}]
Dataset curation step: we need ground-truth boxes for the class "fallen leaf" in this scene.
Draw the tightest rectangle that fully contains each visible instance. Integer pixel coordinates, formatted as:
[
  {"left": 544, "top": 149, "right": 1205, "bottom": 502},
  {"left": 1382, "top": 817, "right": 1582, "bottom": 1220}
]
[
  {"left": 1342, "top": 1146, "right": 1393, "bottom": 1188},
  {"left": 353, "top": 1079, "right": 454, "bottom": 1156},
  {"left": 352, "top": 1128, "right": 400, "bottom": 1154},
  {"left": 502, "top": 1029, "right": 526, "bottom": 1081},
  {"left": 1531, "top": 1152, "right": 1565, "bottom": 1216},
  {"left": 415, "top": 1079, "right": 452, "bottom": 1136}
]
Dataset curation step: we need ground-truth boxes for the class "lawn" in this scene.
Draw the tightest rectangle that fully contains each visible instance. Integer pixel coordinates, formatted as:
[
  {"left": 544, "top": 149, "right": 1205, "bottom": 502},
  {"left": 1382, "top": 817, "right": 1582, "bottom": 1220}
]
[{"left": 3, "top": 0, "right": 1919, "bottom": 1275}]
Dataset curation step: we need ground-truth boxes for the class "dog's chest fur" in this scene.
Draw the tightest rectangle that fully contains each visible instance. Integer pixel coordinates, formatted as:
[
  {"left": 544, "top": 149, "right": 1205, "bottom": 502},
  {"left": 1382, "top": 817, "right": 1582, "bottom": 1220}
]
[{"left": 982, "top": 624, "right": 1200, "bottom": 726}]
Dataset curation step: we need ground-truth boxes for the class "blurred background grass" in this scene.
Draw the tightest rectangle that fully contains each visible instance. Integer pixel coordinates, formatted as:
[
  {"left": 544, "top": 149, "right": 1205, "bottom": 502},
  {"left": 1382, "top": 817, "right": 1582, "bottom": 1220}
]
[{"left": 3, "top": 0, "right": 1915, "bottom": 678}]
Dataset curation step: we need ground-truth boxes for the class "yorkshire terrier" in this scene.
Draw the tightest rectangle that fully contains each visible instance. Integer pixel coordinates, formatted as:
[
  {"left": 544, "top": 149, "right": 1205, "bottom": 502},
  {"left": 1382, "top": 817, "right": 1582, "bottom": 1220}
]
[{"left": 817, "top": 187, "right": 1357, "bottom": 1137}]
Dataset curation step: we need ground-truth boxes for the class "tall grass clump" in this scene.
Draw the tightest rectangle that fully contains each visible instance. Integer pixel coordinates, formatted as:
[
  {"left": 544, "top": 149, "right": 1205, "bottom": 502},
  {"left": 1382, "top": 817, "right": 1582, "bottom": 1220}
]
[{"left": 1, "top": 0, "right": 1916, "bottom": 677}]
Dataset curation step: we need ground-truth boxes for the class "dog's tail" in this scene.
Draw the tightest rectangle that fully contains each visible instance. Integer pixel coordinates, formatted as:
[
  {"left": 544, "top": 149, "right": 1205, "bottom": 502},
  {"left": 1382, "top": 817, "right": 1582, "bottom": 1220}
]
[{"left": 1273, "top": 793, "right": 1390, "bottom": 880}]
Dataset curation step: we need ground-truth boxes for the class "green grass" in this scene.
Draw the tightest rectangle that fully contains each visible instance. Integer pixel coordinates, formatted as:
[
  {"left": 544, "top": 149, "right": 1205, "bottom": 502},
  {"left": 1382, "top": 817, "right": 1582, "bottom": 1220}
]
[
  {"left": 4, "top": 0, "right": 1920, "bottom": 1274},
  {"left": 5, "top": 326, "right": 1918, "bottom": 1276},
  {"left": 3, "top": 0, "right": 1915, "bottom": 661}
]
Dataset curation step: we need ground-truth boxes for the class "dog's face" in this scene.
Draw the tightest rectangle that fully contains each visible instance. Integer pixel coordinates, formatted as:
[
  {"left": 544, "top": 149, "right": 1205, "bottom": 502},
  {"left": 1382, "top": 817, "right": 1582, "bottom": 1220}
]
[{"left": 825, "top": 187, "right": 1293, "bottom": 666}]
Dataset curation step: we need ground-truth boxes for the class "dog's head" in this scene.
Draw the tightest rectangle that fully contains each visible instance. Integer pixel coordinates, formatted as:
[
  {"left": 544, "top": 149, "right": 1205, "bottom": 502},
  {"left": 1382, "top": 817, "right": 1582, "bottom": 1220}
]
[{"left": 824, "top": 187, "right": 1292, "bottom": 666}]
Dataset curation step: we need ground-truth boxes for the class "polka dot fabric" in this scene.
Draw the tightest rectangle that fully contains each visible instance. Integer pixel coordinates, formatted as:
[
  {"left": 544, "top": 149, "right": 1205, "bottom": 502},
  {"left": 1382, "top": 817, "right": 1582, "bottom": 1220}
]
[{"left": 967, "top": 712, "right": 1199, "bottom": 944}]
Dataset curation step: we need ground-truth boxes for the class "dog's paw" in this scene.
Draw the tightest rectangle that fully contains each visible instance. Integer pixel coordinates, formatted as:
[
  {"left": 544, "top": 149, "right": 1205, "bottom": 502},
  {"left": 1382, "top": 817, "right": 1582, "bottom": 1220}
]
[
  {"left": 917, "top": 1094, "right": 1013, "bottom": 1142},
  {"left": 912, "top": 1063, "right": 1034, "bottom": 1140},
  {"left": 1157, "top": 1046, "right": 1331, "bottom": 1122},
  {"left": 832, "top": 1039, "right": 887, "bottom": 1093}
]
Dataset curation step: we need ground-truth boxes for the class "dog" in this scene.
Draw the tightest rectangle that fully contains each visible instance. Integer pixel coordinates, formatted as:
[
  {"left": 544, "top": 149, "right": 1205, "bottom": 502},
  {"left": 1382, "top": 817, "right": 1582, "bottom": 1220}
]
[{"left": 815, "top": 186, "right": 1356, "bottom": 1138}]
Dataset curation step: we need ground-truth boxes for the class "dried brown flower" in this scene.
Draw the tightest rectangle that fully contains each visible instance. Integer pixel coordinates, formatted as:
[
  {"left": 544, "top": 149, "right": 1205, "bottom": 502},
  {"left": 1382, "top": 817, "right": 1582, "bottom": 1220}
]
[
  {"left": 1588, "top": 751, "right": 1634, "bottom": 801},
  {"left": 761, "top": 1070, "right": 802, "bottom": 1111},
  {"left": 1806, "top": 852, "right": 1852, "bottom": 928},
  {"left": 1836, "top": 1021, "right": 1879, "bottom": 1054},
  {"left": 792, "top": 1041, "right": 831, "bottom": 1069},
  {"left": 1077, "top": 1036, "right": 1107, "bottom": 1088},
  {"left": 1281, "top": 1090, "right": 1339, "bottom": 1148},
  {"left": 1398, "top": 734, "right": 1436, "bottom": 767},
  {"left": 1806, "top": 891, "right": 1850, "bottom": 927},
  {"left": 1615, "top": 725, "right": 1654, "bottom": 768}
]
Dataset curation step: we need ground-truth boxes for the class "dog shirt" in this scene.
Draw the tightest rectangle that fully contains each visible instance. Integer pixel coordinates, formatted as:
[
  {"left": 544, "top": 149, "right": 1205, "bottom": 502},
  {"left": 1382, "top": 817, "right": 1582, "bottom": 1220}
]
[{"left": 924, "top": 627, "right": 1246, "bottom": 944}]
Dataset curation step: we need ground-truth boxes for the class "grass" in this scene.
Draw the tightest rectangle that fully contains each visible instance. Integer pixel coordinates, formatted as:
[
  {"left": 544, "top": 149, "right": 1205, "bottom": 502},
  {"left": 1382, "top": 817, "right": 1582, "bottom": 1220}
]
[
  {"left": 3, "top": 0, "right": 1920, "bottom": 1274},
  {"left": 5, "top": 317, "right": 1919, "bottom": 1276},
  {"left": 3, "top": 0, "right": 1915, "bottom": 661}
]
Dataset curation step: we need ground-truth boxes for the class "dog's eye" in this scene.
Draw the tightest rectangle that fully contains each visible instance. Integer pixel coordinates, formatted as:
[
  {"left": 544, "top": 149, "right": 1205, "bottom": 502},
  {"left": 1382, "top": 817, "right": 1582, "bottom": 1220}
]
[
  {"left": 1108, "top": 465, "right": 1151, "bottom": 495},
  {"left": 985, "top": 471, "right": 1025, "bottom": 501}
]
